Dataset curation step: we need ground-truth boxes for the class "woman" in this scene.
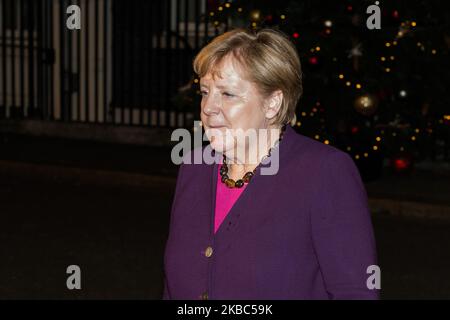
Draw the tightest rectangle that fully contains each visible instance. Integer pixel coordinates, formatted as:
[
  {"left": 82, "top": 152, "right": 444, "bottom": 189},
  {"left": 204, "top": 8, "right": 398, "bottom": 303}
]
[{"left": 163, "top": 28, "right": 379, "bottom": 300}]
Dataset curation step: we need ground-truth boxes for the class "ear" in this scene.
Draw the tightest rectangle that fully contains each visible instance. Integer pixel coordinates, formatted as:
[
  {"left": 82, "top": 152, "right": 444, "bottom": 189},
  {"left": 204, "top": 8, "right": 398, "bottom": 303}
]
[{"left": 264, "top": 89, "right": 283, "bottom": 120}]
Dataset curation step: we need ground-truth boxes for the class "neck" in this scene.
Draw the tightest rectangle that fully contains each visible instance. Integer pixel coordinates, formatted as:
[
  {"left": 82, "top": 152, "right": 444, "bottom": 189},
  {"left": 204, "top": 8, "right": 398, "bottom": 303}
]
[{"left": 224, "top": 124, "right": 283, "bottom": 178}]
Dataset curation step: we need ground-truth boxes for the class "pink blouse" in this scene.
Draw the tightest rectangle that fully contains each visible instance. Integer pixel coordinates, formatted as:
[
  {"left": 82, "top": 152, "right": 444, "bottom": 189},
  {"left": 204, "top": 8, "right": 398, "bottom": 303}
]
[{"left": 214, "top": 163, "right": 248, "bottom": 234}]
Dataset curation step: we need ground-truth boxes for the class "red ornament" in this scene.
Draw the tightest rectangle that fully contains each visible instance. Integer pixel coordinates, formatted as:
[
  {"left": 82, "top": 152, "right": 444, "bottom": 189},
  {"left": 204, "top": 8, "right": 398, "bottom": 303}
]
[
  {"left": 292, "top": 32, "right": 299, "bottom": 39},
  {"left": 394, "top": 158, "right": 409, "bottom": 170},
  {"left": 351, "top": 126, "right": 359, "bottom": 134},
  {"left": 391, "top": 153, "right": 413, "bottom": 173},
  {"left": 347, "top": 5, "right": 353, "bottom": 12},
  {"left": 308, "top": 56, "right": 318, "bottom": 65},
  {"left": 392, "top": 10, "right": 399, "bottom": 19}
]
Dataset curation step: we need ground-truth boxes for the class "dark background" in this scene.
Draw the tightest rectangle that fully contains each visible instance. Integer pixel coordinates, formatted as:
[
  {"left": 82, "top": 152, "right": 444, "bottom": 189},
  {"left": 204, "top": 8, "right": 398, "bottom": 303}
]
[{"left": 0, "top": 0, "right": 449, "bottom": 299}]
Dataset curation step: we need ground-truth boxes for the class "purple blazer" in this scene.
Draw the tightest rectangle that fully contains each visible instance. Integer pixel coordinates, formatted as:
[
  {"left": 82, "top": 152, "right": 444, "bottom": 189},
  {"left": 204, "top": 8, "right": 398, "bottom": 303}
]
[{"left": 163, "top": 125, "right": 379, "bottom": 300}]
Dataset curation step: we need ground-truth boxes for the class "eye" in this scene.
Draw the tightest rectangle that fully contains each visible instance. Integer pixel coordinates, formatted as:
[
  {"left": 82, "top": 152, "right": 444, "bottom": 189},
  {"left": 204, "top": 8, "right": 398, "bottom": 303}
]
[
  {"left": 199, "top": 90, "right": 208, "bottom": 96},
  {"left": 223, "top": 92, "right": 234, "bottom": 97}
]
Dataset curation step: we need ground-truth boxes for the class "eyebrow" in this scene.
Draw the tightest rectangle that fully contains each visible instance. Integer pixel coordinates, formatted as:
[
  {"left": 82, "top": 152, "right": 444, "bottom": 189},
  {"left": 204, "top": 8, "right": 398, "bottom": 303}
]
[{"left": 200, "top": 83, "right": 235, "bottom": 90}]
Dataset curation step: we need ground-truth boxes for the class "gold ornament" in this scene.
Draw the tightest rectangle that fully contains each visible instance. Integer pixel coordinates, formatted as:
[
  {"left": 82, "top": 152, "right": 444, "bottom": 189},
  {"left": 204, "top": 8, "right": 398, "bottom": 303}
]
[
  {"left": 250, "top": 10, "right": 261, "bottom": 21},
  {"left": 354, "top": 94, "right": 378, "bottom": 116}
]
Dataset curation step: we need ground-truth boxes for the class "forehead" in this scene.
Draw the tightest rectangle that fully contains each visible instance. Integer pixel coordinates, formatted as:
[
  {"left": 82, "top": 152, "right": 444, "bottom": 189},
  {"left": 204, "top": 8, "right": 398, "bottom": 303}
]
[{"left": 200, "top": 55, "right": 248, "bottom": 87}]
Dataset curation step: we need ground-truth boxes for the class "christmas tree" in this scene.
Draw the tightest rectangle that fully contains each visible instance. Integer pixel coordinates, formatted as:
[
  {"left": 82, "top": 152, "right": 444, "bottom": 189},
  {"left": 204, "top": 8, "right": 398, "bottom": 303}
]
[{"left": 175, "top": 0, "right": 450, "bottom": 180}]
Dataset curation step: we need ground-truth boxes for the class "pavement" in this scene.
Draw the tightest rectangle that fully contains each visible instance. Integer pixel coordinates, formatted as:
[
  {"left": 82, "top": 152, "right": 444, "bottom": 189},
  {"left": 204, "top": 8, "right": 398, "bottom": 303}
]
[
  {"left": 1, "top": 132, "right": 450, "bottom": 299},
  {"left": 366, "top": 166, "right": 450, "bottom": 221}
]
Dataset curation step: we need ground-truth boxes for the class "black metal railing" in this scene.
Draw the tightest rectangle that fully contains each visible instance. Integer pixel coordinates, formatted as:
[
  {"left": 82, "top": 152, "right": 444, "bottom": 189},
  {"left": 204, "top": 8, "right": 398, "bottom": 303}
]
[{"left": 0, "top": 0, "right": 226, "bottom": 128}]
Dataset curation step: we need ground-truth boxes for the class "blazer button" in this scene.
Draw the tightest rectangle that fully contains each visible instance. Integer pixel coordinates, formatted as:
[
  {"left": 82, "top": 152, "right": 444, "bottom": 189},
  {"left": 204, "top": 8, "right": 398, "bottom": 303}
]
[
  {"left": 201, "top": 291, "right": 208, "bottom": 300},
  {"left": 204, "top": 246, "right": 213, "bottom": 258}
]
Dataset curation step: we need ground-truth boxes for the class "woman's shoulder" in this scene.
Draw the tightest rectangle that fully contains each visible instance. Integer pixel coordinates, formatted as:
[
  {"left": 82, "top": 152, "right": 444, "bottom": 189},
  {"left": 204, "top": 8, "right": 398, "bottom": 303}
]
[
  {"left": 286, "top": 129, "right": 352, "bottom": 166},
  {"left": 285, "top": 129, "right": 366, "bottom": 202}
]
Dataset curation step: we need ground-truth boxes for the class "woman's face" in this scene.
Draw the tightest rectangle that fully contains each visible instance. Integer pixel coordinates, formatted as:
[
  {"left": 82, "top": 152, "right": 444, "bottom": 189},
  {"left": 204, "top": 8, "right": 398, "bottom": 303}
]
[{"left": 199, "top": 55, "right": 271, "bottom": 154}]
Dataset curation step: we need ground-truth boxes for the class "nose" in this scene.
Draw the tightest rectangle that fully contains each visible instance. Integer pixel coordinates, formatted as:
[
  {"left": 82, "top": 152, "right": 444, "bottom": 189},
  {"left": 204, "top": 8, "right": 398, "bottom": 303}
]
[{"left": 202, "top": 92, "right": 221, "bottom": 116}]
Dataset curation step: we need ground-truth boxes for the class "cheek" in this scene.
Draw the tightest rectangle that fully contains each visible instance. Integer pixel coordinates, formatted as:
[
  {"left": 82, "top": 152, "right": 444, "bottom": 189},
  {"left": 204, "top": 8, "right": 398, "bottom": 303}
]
[{"left": 225, "top": 101, "right": 262, "bottom": 127}]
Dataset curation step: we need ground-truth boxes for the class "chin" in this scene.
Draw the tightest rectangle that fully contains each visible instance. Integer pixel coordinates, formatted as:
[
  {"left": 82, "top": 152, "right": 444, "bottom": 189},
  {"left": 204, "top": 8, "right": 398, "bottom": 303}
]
[
  {"left": 207, "top": 133, "right": 234, "bottom": 156},
  {"left": 209, "top": 138, "right": 231, "bottom": 154}
]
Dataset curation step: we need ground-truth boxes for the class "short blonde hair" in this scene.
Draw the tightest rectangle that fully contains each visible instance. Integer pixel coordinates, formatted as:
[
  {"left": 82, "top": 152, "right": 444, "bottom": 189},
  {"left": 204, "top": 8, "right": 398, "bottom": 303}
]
[{"left": 193, "top": 27, "right": 303, "bottom": 126}]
